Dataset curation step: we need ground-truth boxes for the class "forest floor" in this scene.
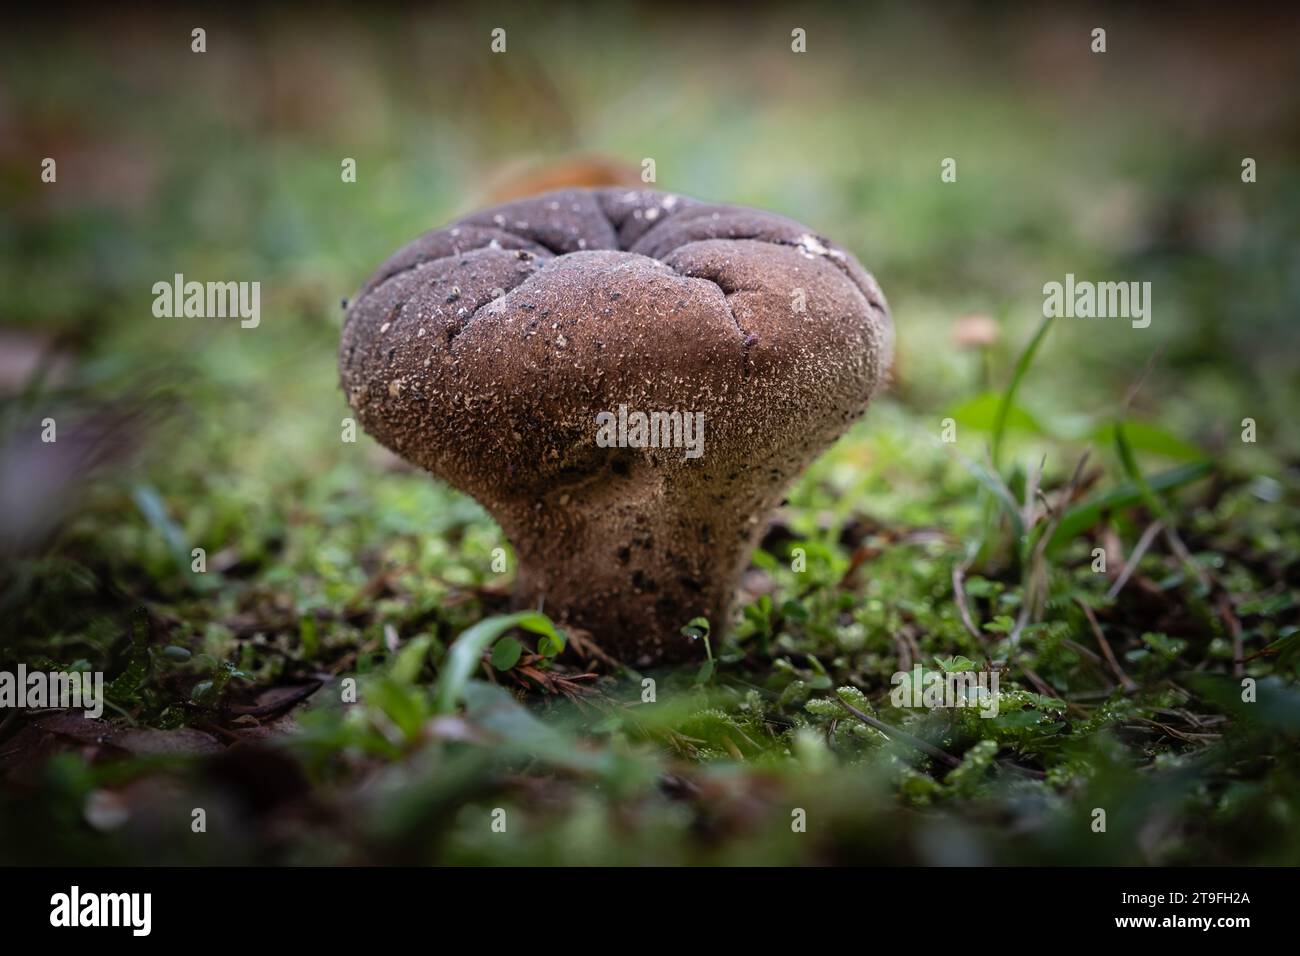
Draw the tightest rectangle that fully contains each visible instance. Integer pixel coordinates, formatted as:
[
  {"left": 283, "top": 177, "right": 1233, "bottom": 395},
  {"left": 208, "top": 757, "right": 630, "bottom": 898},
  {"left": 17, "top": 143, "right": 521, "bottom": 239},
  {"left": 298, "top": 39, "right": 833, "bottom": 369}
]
[{"left": 2, "top": 7, "right": 1298, "bottom": 864}]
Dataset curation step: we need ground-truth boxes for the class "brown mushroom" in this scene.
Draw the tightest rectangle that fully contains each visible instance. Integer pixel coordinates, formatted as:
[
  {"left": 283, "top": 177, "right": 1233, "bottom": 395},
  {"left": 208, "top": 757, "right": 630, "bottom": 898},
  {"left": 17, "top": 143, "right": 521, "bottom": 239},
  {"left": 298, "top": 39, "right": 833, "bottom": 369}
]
[{"left": 339, "top": 188, "right": 891, "bottom": 665}]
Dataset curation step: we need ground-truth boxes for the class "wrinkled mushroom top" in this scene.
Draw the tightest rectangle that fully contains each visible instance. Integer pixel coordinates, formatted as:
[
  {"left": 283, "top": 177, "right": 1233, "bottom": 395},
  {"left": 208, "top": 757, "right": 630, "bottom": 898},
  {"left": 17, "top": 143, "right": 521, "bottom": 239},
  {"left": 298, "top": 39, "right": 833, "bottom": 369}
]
[{"left": 339, "top": 187, "right": 891, "bottom": 506}]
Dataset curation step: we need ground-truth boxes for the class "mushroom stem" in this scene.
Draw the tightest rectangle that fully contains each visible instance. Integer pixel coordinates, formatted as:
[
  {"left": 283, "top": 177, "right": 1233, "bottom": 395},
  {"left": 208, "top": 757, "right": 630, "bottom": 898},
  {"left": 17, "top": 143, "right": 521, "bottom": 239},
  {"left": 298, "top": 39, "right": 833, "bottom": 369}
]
[{"left": 495, "top": 481, "right": 768, "bottom": 667}]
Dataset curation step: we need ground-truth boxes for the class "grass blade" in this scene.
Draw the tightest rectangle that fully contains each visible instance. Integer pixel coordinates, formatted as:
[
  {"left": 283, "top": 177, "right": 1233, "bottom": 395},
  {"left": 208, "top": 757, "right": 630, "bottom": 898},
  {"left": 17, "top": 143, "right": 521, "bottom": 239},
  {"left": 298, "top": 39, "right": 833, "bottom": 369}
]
[
  {"left": 991, "top": 314, "right": 1054, "bottom": 470},
  {"left": 433, "top": 611, "right": 561, "bottom": 714},
  {"left": 1047, "top": 460, "right": 1212, "bottom": 552}
]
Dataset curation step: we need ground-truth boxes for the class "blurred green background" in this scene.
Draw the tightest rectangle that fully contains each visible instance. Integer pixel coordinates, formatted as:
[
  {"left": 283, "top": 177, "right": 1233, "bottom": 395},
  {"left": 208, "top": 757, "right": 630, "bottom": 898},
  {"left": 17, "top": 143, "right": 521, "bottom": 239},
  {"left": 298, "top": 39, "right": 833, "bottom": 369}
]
[{"left": 1, "top": 3, "right": 1298, "bottom": 865}]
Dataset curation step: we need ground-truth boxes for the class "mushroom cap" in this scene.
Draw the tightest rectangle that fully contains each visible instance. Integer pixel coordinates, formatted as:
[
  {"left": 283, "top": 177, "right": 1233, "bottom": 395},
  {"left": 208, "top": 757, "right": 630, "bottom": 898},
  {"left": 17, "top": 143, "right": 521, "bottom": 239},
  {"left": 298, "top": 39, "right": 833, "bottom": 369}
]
[
  {"left": 340, "top": 188, "right": 891, "bottom": 662},
  {"left": 340, "top": 188, "right": 891, "bottom": 509}
]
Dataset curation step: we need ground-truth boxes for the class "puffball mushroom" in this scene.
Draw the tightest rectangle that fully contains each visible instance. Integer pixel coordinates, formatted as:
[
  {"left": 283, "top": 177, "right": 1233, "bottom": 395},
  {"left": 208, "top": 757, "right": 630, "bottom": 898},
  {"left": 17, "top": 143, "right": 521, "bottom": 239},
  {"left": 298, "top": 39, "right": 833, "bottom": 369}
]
[{"left": 339, "top": 188, "right": 891, "bottom": 666}]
